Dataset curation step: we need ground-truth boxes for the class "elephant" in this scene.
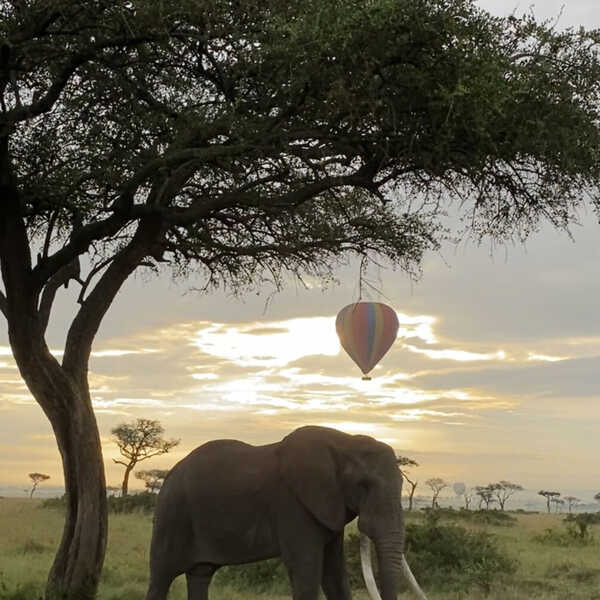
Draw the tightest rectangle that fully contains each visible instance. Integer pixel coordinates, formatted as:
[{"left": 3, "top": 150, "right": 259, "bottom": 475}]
[{"left": 145, "top": 425, "right": 427, "bottom": 600}]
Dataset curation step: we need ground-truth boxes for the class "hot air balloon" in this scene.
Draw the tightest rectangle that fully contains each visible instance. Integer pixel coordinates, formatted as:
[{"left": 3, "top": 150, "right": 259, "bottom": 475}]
[{"left": 335, "top": 302, "right": 399, "bottom": 380}]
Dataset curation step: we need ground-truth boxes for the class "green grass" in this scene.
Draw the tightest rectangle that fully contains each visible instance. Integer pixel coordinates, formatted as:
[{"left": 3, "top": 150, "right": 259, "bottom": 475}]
[{"left": 1, "top": 498, "right": 600, "bottom": 599}]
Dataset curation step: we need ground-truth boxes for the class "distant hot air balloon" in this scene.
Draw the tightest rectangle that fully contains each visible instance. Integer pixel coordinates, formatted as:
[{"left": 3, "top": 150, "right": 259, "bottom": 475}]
[
  {"left": 335, "top": 302, "right": 399, "bottom": 380},
  {"left": 453, "top": 482, "right": 466, "bottom": 497}
]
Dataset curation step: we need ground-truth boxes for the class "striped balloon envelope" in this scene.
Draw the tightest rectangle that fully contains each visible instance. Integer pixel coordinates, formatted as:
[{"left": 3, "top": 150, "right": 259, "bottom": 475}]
[{"left": 335, "top": 302, "right": 399, "bottom": 380}]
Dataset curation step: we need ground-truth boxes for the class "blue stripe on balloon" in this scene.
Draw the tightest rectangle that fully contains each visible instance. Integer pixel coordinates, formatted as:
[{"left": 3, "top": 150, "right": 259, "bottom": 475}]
[{"left": 367, "top": 302, "right": 376, "bottom": 365}]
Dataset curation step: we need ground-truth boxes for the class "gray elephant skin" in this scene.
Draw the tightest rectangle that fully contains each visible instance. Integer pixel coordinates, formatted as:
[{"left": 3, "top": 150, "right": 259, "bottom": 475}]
[{"left": 146, "top": 425, "right": 426, "bottom": 600}]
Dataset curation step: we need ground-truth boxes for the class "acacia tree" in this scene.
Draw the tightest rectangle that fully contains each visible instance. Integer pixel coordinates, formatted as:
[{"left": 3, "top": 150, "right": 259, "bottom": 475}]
[
  {"left": 426, "top": 477, "right": 448, "bottom": 508},
  {"left": 489, "top": 481, "right": 523, "bottom": 511},
  {"left": 135, "top": 468, "right": 170, "bottom": 493},
  {"left": 112, "top": 419, "right": 178, "bottom": 496},
  {"left": 539, "top": 490, "right": 561, "bottom": 513},
  {"left": 2, "top": 2, "right": 600, "bottom": 598},
  {"left": 475, "top": 485, "right": 496, "bottom": 510},
  {"left": 563, "top": 495, "right": 580, "bottom": 514},
  {"left": 397, "top": 455, "right": 419, "bottom": 511},
  {"left": 28, "top": 472, "right": 50, "bottom": 498}
]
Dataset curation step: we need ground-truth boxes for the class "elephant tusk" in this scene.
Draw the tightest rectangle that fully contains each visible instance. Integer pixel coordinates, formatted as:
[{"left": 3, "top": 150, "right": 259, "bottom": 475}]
[
  {"left": 401, "top": 554, "right": 429, "bottom": 600},
  {"left": 359, "top": 533, "right": 429, "bottom": 600},
  {"left": 360, "top": 534, "right": 383, "bottom": 600}
]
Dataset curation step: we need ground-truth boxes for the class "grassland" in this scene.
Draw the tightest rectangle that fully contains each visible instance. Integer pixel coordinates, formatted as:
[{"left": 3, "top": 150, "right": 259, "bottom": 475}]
[{"left": 1, "top": 498, "right": 600, "bottom": 599}]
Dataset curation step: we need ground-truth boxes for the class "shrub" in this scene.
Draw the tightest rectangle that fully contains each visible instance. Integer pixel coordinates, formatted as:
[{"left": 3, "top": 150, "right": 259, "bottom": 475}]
[
  {"left": 403, "top": 514, "right": 517, "bottom": 594},
  {"left": 40, "top": 496, "right": 66, "bottom": 510},
  {"left": 420, "top": 507, "right": 516, "bottom": 527},
  {"left": 213, "top": 559, "right": 289, "bottom": 594},
  {"left": 41, "top": 492, "right": 158, "bottom": 514},
  {"left": 564, "top": 512, "right": 600, "bottom": 541},
  {"left": 107, "top": 492, "right": 157, "bottom": 514}
]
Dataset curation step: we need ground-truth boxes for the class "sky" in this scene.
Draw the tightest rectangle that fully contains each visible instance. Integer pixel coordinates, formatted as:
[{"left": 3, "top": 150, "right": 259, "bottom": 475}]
[{"left": 1, "top": 1, "right": 600, "bottom": 506}]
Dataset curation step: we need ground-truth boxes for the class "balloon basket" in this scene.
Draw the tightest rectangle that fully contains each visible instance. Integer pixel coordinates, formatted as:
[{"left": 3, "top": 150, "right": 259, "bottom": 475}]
[{"left": 361, "top": 376, "right": 372, "bottom": 381}]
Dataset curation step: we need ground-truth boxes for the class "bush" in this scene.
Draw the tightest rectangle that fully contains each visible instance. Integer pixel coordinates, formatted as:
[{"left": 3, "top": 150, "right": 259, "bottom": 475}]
[
  {"left": 421, "top": 507, "right": 517, "bottom": 527},
  {"left": 214, "top": 559, "right": 289, "bottom": 594},
  {"left": 107, "top": 492, "right": 157, "bottom": 514},
  {"left": 564, "top": 512, "right": 600, "bottom": 541},
  {"left": 40, "top": 496, "right": 66, "bottom": 510},
  {"left": 403, "top": 513, "right": 517, "bottom": 594},
  {"left": 41, "top": 492, "right": 158, "bottom": 514},
  {"left": 534, "top": 513, "right": 599, "bottom": 547}
]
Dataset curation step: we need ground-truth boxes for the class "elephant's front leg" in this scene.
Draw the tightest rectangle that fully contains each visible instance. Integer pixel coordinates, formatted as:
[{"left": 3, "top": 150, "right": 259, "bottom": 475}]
[
  {"left": 321, "top": 532, "right": 352, "bottom": 600},
  {"left": 279, "top": 513, "right": 327, "bottom": 600},
  {"left": 282, "top": 545, "right": 324, "bottom": 600}
]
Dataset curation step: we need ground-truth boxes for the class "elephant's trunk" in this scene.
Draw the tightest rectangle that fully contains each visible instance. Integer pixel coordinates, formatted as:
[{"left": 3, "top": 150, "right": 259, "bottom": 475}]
[{"left": 360, "top": 533, "right": 428, "bottom": 600}]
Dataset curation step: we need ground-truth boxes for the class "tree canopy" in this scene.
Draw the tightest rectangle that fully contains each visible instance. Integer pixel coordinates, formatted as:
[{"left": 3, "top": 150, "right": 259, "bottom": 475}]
[{"left": 2, "top": 1, "right": 600, "bottom": 598}]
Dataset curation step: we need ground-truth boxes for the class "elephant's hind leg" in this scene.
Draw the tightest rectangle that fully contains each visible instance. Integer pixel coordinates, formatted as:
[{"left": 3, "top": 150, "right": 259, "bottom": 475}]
[
  {"left": 321, "top": 532, "right": 352, "bottom": 600},
  {"left": 186, "top": 563, "right": 218, "bottom": 600}
]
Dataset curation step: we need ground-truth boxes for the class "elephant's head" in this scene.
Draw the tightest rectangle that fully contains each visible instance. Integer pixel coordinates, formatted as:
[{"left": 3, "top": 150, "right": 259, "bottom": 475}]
[{"left": 278, "top": 425, "right": 427, "bottom": 600}]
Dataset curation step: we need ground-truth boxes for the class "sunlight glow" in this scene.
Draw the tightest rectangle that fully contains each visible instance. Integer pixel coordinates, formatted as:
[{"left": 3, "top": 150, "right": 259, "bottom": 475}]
[
  {"left": 397, "top": 313, "right": 437, "bottom": 343},
  {"left": 527, "top": 353, "right": 568, "bottom": 362},
  {"left": 193, "top": 317, "right": 340, "bottom": 367}
]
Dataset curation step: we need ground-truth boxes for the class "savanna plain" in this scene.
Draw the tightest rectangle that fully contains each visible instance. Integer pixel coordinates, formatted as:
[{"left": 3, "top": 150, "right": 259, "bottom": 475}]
[{"left": 1, "top": 497, "right": 600, "bottom": 600}]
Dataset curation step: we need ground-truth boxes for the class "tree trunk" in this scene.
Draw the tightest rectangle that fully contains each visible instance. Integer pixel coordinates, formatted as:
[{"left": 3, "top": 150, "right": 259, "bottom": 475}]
[
  {"left": 9, "top": 339, "right": 107, "bottom": 600},
  {"left": 408, "top": 483, "right": 416, "bottom": 511},
  {"left": 122, "top": 464, "right": 133, "bottom": 497},
  {"left": 46, "top": 391, "right": 107, "bottom": 600}
]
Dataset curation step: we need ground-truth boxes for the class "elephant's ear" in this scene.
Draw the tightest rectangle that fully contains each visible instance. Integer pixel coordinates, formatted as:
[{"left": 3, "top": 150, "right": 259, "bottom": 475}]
[{"left": 278, "top": 426, "right": 346, "bottom": 531}]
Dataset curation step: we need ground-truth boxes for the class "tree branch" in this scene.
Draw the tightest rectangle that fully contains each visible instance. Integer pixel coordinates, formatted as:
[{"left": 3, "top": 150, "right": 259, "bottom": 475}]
[
  {"left": 3, "top": 36, "right": 159, "bottom": 127},
  {"left": 38, "top": 257, "right": 80, "bottom": 334},
  {"left": 32, "top": 213, "right": 127, "bottom": 288},
  {"left": 62, "top": 216, "right": 164, "bottom": 376}
]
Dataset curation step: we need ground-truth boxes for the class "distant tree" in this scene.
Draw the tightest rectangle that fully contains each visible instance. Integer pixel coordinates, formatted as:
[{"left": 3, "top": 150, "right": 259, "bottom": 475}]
[
  {"left": 564, "top": 496, "right": 581, "bottom": 514},
  {"left": 397, "top": 456, "right": 419, "bottom": 511},
  {"left": 594, "top": 492, "right": 600, "bottom": 504},
  {"left": 539, "top": 490, "right": 561, "bottom": 513},
  {"left": 28, "top": 473, "right": 50, "bottom": 498},
  {"left": 426, "top": 478, "right": 448, "bottom": 509},
  {"left": 551, "top": 497, "right": 565, "bottom": 513},
  {"left": 135, "top": 469, "right": 170, "bottom": 493},
  {"left": 112, "top": 419, "right": 179, "bottom": 496},
  {"left": 489, "top": 481, "right": 523, "bottom": 511},
  {"left": 463, "top": 488, "right": 474, "bottom": 510},
  {"left": 475, "top": 485, "right": 496, "bottom": 510}
]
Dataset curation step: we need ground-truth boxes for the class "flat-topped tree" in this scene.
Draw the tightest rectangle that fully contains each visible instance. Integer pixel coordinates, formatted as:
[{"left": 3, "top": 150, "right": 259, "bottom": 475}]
[
  {"left": 489, "top": 481, "right": 523, "bottom": 511},
  {"left": 28, "top": 472, "right": 50, "bottom": 498},
  {"left": 2, "top": 2, "right": 600, "bottom": 598},
  {"left": 539, "top": 490, "right": 561, "bottom": 513}
]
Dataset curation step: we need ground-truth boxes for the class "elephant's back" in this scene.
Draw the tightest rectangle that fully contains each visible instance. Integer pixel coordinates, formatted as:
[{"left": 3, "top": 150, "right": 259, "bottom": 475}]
[{"left": 163, "top": 439, "right": 279, "bottom": 498}]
